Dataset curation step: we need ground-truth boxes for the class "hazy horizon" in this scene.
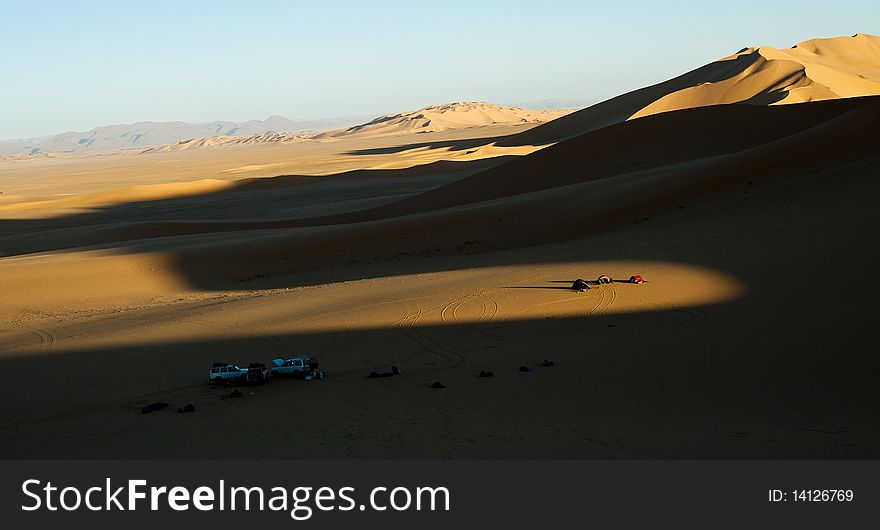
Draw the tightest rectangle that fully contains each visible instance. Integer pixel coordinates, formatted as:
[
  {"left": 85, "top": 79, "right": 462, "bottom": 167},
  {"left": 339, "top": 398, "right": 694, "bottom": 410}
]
[{"left": 0, "top": 0, "right": 876, "bottom": 140}]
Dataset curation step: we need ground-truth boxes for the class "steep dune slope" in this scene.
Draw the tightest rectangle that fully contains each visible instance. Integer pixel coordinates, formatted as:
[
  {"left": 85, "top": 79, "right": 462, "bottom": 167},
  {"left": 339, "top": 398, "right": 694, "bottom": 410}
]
[
  {"left": 370, "top": 97, "right": 877, "bottom": 216},
  {"left": 500, "top": 33, "right": 880, "bottom": 146},
  {"left": 164, "top": 97, "right": 878, "bottom": 286},
  {"left": 633, "top": 33, "right": 880, "bottom": 118},
  {"left": 3, "top": 98, "right": 874, "bottom": 265},
  {"left": 25, "top": 96, "right": 865, "bottom": 288}
]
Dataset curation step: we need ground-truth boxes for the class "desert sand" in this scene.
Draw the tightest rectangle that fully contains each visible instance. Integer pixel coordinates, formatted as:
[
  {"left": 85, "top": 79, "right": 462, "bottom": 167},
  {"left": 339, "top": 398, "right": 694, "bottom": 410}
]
[{"left": 0, "top": 35, "right": 878, "bottom": 458}]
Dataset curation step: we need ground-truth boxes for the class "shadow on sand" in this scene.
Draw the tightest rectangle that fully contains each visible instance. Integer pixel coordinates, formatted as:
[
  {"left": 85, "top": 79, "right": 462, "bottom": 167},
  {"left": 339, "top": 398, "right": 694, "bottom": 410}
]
[
  {"left": 1, "top": 97, "right": 875, "bottom": 296},
  {"left": 0, "top": 299, "right": 877, "bottom": 459},
  {"left": 342, "top": 135, "right": 514, "bottom": 156}
]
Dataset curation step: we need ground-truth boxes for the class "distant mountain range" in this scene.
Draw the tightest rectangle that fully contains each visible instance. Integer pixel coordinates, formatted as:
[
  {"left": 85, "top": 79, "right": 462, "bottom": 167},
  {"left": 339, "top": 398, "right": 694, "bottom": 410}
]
[
  {"left": 507, "top": 97, "right": 596, "bottom": 110},
  {"left": 21, "top": 102, "right": 575, "bottom": 155},
  {"left": 0, "top": 115, "right": 370, "bottom": 155},
  {"left": 0, "top": 97, "right": 591, "bottom": 157}
]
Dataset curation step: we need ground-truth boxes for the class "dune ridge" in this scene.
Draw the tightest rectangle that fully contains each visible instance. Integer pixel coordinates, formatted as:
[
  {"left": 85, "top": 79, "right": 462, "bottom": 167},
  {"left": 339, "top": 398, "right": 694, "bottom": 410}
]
[
  {"left": 500, "top": 33, "right": 880, "bottom": 146},
  {"left": 3, "top": 96, "right": 874, "bottom": 267},
  {"left": 141, "top": 131, "right": 316, "bottom": 153},
  {"left": 316, "top": 102, "right": 573, "bottom": 139},
  {"left": 146, "top": 97, "right": 880, "bottom": 285},
  {"left": 632, "top": 33, "right": 880, "bottom": 119},
  {"left": 136, "top": 102, "right": 571, "bottom": 153}
]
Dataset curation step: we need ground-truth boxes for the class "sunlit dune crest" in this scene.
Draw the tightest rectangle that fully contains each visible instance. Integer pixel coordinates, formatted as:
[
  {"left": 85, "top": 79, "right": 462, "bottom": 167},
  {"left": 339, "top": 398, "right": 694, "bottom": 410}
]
[
  {"left": 631, "top": 34, "right": 880, "bottom": 120},
  {"left": 501, "top": 33, "right": 880, "bottom": 146}
]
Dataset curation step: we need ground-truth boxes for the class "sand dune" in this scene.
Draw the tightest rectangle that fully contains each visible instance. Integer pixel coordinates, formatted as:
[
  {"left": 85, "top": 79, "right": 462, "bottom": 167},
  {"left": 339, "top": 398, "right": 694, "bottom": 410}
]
[
  {"left": 0, "top": 124, "right": 543, "bottom": 216},
  {"left": 501, "top": 33, "right": 880, "bottom": 146},
  {"left": 109, "top": 97, "right": 875, "bottom": 288},
  {"left": 375, "top": 97, "right": 879, "bottom": 215},
  {"left": 140, "top": 101, "right": 570, "bottom": 153},
  {"left": 141, "top": 131, "right": 316, "bottom": 153},
  {"left": 632, "top": 33, "right": 880, "bottom": 118},
  {"left": 317, "top": 102, "right": 573, "bottom": 139},
  {"left": 11, "top": 96, "right": 866, "bottom": 258},
  {"left": 0, "top": 102, "right": 570, "bottom": 158}
]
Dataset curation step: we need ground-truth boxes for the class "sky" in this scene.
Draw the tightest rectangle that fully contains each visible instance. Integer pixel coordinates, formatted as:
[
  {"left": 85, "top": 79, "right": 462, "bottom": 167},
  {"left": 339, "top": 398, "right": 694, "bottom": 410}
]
[{"left": 0, "top": 0, "right": 876, "bottom": 139}]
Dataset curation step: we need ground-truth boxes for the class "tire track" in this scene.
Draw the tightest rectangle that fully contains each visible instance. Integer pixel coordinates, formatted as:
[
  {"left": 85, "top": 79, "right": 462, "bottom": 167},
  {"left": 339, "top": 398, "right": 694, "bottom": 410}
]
[
  {"left": 588, "top": 287, "right": 608, "bottom": 317},
  {"left": 598, "top": 285, "right": 617, "bottom": 316},
  {"left": 397, "top": 302, "right": 466, "bottom": 371},
  {"left": 11, "top": 311, "right": 56, "bottom": 353}
]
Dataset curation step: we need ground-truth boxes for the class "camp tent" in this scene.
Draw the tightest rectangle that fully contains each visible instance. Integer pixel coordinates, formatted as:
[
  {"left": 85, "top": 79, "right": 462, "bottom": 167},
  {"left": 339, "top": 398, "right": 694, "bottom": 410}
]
[{"left": 571, "top": 279, "right": 591, "bottom": 291}]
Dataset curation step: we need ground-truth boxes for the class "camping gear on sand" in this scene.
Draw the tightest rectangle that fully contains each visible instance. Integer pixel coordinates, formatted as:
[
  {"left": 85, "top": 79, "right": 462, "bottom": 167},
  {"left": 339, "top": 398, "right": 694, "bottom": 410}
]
[
  {"left": 541, "top": 359, "right": 555, "bottom": 367},
  {"left": 571, "top": 278, "right": 590, "bottom": 291},
  {"left": 431, "top": 381, "right": 446, "bottom": 389},
  {"left": 629, "top": 275, "right": 644, "bottom": 284},
  {"left": 141, "top": 402, "right": 169, "bottom": 414},
  {"left": 598, "top": 274, "right": 612, "bottom": 284},
  {"left": 369, "top": 367, "right": 396, "bottom": 378}
]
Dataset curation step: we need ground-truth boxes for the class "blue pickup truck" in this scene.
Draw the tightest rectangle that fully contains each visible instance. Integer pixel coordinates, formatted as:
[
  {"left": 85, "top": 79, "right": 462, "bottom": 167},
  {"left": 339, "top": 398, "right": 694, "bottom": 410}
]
[
  {"left": 208, "top": 362, "right": 247, "bottom": 383},
  {"left": 270, "top": 357, "right": 319, "bottom": 377}
]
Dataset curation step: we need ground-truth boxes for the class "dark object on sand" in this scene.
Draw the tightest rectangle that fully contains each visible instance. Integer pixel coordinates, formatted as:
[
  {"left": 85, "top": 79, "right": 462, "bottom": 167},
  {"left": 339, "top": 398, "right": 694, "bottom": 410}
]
[
  {"left": 246, "top": 362, "right": 269, "bottom": 384},
  {"left": 541, "top": 359, "right": 555, "bottom": 367},
  {"left": 431, "top": 381, "right": 446, "bottom": 389},
  {"left": 518, "top": 366, "right": 532, "bottom": 373},
  {"left": 479, "top": 370, "right": 495, "bottom": 377},
  {"left": 571, "top": 278, "right": 590, "bottom": 291},
  {"left": 369, "top": 366, "right": 399, "bottom": 378},
  {"left": 629, "top": 275, "right": 644, "bottom": 284},
  {"left": 229, "top": 389, "right": 243, "bottom": 398},
  {"left": 141, "top": 402, "right": 169, "bottom": 414},
  {"left": 177, "top": 404, "right": 195, "bottom": 413},
  {"left": 598, "top": 274, "right": 612, "bottom": 284}
]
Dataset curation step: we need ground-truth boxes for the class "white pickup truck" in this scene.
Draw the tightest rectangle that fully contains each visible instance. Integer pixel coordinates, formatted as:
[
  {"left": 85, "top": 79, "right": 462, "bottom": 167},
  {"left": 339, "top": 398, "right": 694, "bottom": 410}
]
[
  {"left": 270, "top": 357, "right": 319, "bottom": 377},
  {"left": 209, "top": 363, "right": 248, "bottom": 383}
]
